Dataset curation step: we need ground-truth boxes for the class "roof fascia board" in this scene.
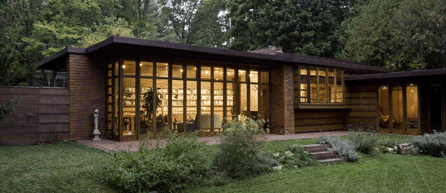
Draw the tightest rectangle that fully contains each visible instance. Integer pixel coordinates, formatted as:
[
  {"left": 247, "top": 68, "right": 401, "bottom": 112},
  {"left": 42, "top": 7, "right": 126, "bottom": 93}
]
[{"left": 345, "top": 68, "right": 446, "bottom": 81}]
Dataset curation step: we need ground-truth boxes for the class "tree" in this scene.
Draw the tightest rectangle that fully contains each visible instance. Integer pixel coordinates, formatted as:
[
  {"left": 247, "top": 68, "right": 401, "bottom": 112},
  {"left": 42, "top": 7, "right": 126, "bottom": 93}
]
[
  {"left": 227, "top": 0, "right": 358, "bottom": 57},
  {"left": 0, "top": 98, "right": 20, "bottom": 124},
  {"left": 337, "top": 0, "right": 446, "bottom": 70},
  {"left": 78, "top": 17, "right": 135, "bottom": 48}
]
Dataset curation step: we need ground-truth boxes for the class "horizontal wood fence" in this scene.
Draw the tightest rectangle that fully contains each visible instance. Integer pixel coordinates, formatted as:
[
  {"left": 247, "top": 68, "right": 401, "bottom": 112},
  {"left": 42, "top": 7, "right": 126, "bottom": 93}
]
[{"left": 0, "top": 86, "right": 69, "bottom": 145}]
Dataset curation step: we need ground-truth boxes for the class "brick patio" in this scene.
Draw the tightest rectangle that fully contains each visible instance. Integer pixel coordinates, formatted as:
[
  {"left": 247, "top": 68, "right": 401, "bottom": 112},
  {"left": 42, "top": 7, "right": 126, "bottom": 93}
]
[{"left": 78, "top": 131, "right": 349, "bottom": 153}]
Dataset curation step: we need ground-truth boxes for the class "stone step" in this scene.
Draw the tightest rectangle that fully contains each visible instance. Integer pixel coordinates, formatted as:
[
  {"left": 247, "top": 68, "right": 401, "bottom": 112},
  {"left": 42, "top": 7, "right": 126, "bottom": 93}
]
[
  {"left": 309, "top": 151, "right": 339, "bottom": 160},
  {"left": 302, "top": 144, "right": 329, "bottom": 153},
  {"left": 319, "top": 157, "right": 345, "bottom": 164}
]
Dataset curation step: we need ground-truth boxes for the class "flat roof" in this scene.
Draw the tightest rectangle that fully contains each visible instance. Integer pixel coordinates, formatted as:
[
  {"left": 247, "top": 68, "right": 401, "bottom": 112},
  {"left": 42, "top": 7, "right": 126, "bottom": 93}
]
[
  {"left": 37, "top": 36, "right": 393, "bottom": 73},
  {"left": 345, "top": 68, "right": 446, "bottom": 81}
]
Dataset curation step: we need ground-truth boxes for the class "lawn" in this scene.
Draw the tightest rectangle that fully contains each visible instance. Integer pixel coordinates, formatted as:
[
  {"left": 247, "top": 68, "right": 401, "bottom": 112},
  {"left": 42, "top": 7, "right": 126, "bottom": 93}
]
[{"left": 1, "top": 134, "right": 445, "bottom": 193}]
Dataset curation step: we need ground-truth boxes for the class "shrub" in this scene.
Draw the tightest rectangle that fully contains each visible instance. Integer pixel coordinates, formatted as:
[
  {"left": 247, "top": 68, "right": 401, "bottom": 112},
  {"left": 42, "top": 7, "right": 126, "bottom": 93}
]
[
  {"left": 274, "top": 145, "right": 319, "bottom": 170},
  {"left": 318, "top": 135, "right": 359, "bottom": 162},
  {"left": 348, "top": 131, "right": 379, "bottom": 155},
  {"left": 102, "top": 132, "right": 212, "bottom": 193},
  {"left": 214, "top": 116, "right": 270, "bottom": 179},
  {"left": 412, "top": 131, "right": 446, "bottom": 157}
]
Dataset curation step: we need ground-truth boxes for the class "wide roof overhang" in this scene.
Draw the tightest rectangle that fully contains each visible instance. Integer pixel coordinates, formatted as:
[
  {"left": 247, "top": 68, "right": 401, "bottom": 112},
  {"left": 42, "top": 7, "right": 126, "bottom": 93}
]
[
  {"left": 345, "top": 68, "right": 446, "bottom": 81},
  {"left": 37, "top": 36, "right": 393, "bottom": 73}
]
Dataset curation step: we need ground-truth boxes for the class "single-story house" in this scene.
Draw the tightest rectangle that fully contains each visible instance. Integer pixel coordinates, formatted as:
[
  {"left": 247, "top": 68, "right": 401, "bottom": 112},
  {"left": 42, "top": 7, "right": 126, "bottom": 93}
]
[{"left": 1, "top": 36, "right": 445, "bottom": 144}]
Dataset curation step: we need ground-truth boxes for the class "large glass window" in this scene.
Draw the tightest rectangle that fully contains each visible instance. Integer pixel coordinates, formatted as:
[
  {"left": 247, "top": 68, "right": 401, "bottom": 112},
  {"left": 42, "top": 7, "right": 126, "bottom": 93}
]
[
  {"left": 299, "top": 65, "right": 344, "bottom": 104},
  {"left": 406, "top": 84, "right": 419, "bottom": 130},
  {"left": 392, "top": 86, "right": 404, "bottom": 133},
  {"left": 156, "top": 79, "right": 169, "bottom": 133},
  {"left": 140, "top": 78, "right": 153, "bottom": 135},
  {"left": 379, "top": 86, "right": 390, "bottom": 130},
  {"left": 200, "top": 81, "right": 211, "bottom": 131}
]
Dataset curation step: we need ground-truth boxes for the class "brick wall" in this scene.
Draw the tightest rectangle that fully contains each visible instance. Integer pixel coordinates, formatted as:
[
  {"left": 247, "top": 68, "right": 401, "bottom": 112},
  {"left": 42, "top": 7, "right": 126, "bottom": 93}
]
[
  {"left": 68, "top": 54, "right": 106, "bottom": 140},
  {"left": 269, "top": 65, "right": 295, "bottom": 134}
]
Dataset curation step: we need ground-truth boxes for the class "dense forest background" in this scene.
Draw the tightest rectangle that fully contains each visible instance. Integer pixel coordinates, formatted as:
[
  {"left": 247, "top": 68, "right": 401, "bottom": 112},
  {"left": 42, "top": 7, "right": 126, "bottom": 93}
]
[{"left": 1, "top": 0, "right": 445, "bottom": 86}]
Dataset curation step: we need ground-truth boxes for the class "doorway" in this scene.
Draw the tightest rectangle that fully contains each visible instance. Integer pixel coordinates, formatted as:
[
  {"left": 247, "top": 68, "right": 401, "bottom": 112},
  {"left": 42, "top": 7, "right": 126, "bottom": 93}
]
[{"left": 430, "top": 85, "right": 442, "bottom": 132}]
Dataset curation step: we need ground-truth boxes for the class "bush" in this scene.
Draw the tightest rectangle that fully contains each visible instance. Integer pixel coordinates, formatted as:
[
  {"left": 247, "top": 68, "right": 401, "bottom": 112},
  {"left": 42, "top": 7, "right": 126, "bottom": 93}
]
[
  {"left": 214, "top": 116, "right": 270, "bottom": 179},
  {"left": 348, "top": 131, "right": 379, "bottom": 155},
  {"left": 318, "top": 135, "right": 359, "bottom": 162},
  {"left": 412, "top": 131, "right": 446, "bottom": 157},
  {"left": 274, "top": 145, "right": 319, "bottom": 170},
  {"left": 102, "top": 132, "right": 212, "bottom": 193}
]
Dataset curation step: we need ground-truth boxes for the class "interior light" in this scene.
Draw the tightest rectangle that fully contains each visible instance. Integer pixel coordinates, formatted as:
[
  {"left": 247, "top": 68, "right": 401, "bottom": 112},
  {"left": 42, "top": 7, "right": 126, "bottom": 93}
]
[
  {"left": 228, "top": 72, "right": 231, "bottom": 75},
  {"left": 194, "top": 67, "right": 197, "bottom": 70},
  {"left": 122, "top": 65, "right": 126, "bottom": 69},
  {"left": 249, "top": 74, "right": 253, "bottom": 77},
  {"left": 205, "top": 71, "right": 209, "bottom": 74},
  {"left": 180, "top": 69, "right": 183, "bottom": 72},
  {"left": 139, "top": 63, "right": 142, "bottom": 66}
]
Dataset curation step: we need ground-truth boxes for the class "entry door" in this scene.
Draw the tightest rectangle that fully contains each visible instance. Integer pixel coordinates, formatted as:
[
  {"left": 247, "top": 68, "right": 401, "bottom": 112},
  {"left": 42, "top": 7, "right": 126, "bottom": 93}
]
[{"left": 430, "top": 85, "right": 442, "bottom": 132}]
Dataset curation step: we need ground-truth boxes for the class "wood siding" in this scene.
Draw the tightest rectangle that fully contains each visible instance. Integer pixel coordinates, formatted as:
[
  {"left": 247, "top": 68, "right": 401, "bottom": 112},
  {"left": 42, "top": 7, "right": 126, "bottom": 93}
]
[
  {"left": 344, "top": 84, "right": 378, "bottom": 125},
  {"left": 68, "top": 54, "right": 106, "bottom": 140},
  {"left": 0, "top": 87, "right": 69, "bottom": 145}
]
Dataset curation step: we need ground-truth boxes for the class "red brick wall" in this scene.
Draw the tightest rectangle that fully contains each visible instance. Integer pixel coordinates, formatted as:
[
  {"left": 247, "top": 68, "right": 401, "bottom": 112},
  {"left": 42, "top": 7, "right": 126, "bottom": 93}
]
[
  {"left": 68, "top": 54, "right": 106, "bottom": 140},
  {"left": 269, "top": 65, "right": 295, "bottom": 134}
]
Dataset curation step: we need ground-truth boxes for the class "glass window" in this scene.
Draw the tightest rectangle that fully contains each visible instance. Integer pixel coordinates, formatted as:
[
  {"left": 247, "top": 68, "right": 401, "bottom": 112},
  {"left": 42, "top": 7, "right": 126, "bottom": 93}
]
[
  {"left": 156, "top": 79, "right": 169, "bottom": 132},
  {"left": 310, "top": 66, "right": 317, "bottom": 102},
  {"left": 392, "top": 86, "right": 404, "bottom": 133},
  {"left": 336, "top": 69, "right": 343, "bottom": 102},
  {"left": 227, "top": 68, "right": 235, "bottom": 81},
  {"left": 140, "top": 79, "right": 154, "bottom": 135},
  {"left": 122, "top": 78, "right": 136, "bottom": 136},
  {"left": 172, "top": 65, "right": 183, "bottom": 79},
  {"left": 140, "top": 61, "right": 153, "bottom": 77},
  {"left": 187, "top": 65, "right": 197, "bottom": 79},
  {"left": 259, "top": 85, "right": 269, "bottom": 120},
  {"left": 250, "top": 70, "right": 258, "bottom": 83},
  {"left": 250, "top": 84, "right": 259, "bottom": 118},
  {"left": 379, "top": 86, "right": 390, "bottom": 129},
  {"left": 299, "top": 66, "right": 343, "bottom": 104},
  {"left": 226, "top": 83, "right": 235, "bottom": 122},
  {"left": 156, "top": 63, "right": 169, "bottom": 78},
  {"left": 114, "top": 61, "right": 119, "bottom": 76},
  {"left": 123, "top": 60, "right": 136, "bottom": 76},
  {"left": 318, "top": 68, "right": 326, "bottom": 102},
  {"left": 201, "top": 66, "right": 211, "bottom": 80},
  {"left": 328, "top": 69, "right": 335, "bottom": 102},
  {"left": 172, "top": 80, "right": 183, "bottom": 131},
  {"left": 186, "top": 81, "right": 197, "bottom": 132},
  {"left": 239, "top": 70, "right": 246, "bottom": 82},
  {"left": 114, "top": 78, "right": 119, "bottom": 135},
  {"left": 214, "top": 82, "right": 224, "bottom": 131},
  {"left": 240, "top": 83, "right": 248, "bottom": 115},
  {"left": 406, "top": 84, "right": 419, "bottom": 130},
  {"left": 260, "top": 71, "right": 269, "bottom": 83},
  {"left": 200, "top": 81, "right": 211, "bottom": 131},
  {"left": 214, "top": 67, "right": 224, "bottom": 81}
]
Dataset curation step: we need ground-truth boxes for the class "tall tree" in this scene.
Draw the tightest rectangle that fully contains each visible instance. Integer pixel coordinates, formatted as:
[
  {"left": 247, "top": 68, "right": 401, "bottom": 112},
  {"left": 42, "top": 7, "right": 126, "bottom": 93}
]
[
  {"left": 337, "top": 0, "right": 446, "bottom": 70},
  {"left": 227, "top": 0, "right": 358, "bottom": 57}
]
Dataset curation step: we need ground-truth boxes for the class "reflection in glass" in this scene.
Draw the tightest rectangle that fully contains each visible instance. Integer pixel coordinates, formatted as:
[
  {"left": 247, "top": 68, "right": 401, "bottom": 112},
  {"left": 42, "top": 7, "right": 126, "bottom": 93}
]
[
  {"left": 156, "top": 79, "right": 168, "bottom": 132},
  {"left": 238, "top": 70, "right": 246, "bottom": 82},
  {"left": 114, "top": 78, "right": 119, "bottom": 135},
  {"left": 172, "top": 80, "right": 183, "bottom": 132},
  {"left": 259, "top": 85, "right": 269, "bottom": 120},
  {"left": 200, "top": 81, "right": 211, "bottom": 131},
  {"left": 172, "top": 65, "right": 183, "bottom": 79},
  {"left": 214, "top": 67, "right": 224, "bottom": 81},
  {"left": 240, "top": 83, "right": 248, "bottom": 116},
  {"left": 214, "top": 82, "right": 223, "bottom": 131},
  {"left": 319, "top": 68, "right": 326, "bottom": 102},
  {"left": 123, "top": 60, "right": 136, "bottom": 76},
  {"left": 186, "top": 81, "right": 197, "bottom": 132},
  {"left": 379, "top": 86, "right": 390, "bottom": 129},
  {"left": 226, "top": 83, "right": 235, "bottom": 122},
  {"left": 250, "top": 84, "right": 259, "bottom": 118},
  {"left": 392, "top": 86, "right": 404, "bottom": 133},
  {"left": 156, "top": 63, "right": 169, "bottom": 78},
  {"left": 187, "top": 65, "right": 197, "bottom": 79},
  {"left": 260, "top": 71, "right": 269, "bottom": 83},
  {"left": 328, "top": 69, "right": 335, "bottom": 102},
  {"left": 250, "top": 70, "right": 258, "bottom": 83},
  {"left": 310, "top": 67, "right": 317, "bottom": 102},
  {"left": 140, "top": 79, "right": 153, "bottom": 135},
  {"left": 406, "top": 84, "right": 419, "bottom": 131},
  {"left": 122, "top": 78, "right": 136, "bottom": 136},
  {"left": 336, "top": 70, "right": 343, "bottom": 102},
  {"left": 227, "top": 68, "right": 235, "bottom": 81},
  {"left": 140, "top": 61, "right": 153, "bottom": 77},
  {"left": 201, "top": 66, "right": 211, "bottom": 80}
]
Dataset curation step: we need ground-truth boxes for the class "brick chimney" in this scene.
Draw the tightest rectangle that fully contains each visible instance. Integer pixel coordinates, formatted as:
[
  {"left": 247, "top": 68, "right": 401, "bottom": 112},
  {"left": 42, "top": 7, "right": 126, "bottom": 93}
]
[{"left": 249, "top": 46, "right": 283, "bottom": 55}]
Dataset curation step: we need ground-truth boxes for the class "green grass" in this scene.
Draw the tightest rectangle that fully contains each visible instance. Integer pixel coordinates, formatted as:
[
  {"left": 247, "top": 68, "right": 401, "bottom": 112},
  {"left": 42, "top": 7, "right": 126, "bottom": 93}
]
[
  {"left": 0, "top": 141, "right": 115, "bottom": 193},
  {"left": 0, "top": 134, "right": 442, "bottom": 193}
]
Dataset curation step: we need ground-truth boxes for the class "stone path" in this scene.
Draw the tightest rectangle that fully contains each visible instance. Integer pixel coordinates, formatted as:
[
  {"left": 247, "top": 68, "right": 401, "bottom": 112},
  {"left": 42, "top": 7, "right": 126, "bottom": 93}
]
[{"left": 77, "top": 131, "right": 349, "bottom": 153}]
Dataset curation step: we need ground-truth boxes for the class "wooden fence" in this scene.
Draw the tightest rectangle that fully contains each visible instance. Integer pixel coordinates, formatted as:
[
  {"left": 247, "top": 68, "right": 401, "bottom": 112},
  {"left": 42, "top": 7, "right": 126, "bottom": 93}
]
[{"left": 0, "top": 86, "right": 69, "bottom": 145}]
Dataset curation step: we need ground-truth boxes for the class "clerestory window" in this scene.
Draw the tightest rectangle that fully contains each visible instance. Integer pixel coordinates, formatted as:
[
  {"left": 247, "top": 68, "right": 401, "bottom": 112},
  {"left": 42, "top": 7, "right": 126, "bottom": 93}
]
[{"left": 298, "top": 65, "right": 344, "bottom": 104}]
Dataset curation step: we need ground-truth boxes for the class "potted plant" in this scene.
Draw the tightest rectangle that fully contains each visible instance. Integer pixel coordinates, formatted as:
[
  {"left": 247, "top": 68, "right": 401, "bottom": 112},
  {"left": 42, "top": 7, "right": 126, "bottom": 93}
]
[{"left": 140, "top": 88, "right": 162, "bottom": 134}]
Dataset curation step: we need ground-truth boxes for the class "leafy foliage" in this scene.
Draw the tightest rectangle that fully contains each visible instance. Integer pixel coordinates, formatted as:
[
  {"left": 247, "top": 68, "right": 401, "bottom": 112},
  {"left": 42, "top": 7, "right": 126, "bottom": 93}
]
[
  {"left": 274, "top": 145, "right": 319, "bottom": 170},
  {"left": 337, "top": 0, "right": 446, "bottom": 70},
  {"left": 318, "top": 135, "right": 359, "bottom": 162},
  {"left": 0, "top": 98, "right": 20, "bottom": 124},
  {"left": 227, "top": 0, "right": 359, "bottom": 57},
  {"left": 214, "top": 116, "right": 270, "bottom": 179},
  {"left": 412, "top": 131, "right": 446, "bottom": 157},
  {"left": 102, "top": 132, "right": 212, "bottom": 192},
  {"left": 348, "top": 131, "right": 379, "bottom": 155}
]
